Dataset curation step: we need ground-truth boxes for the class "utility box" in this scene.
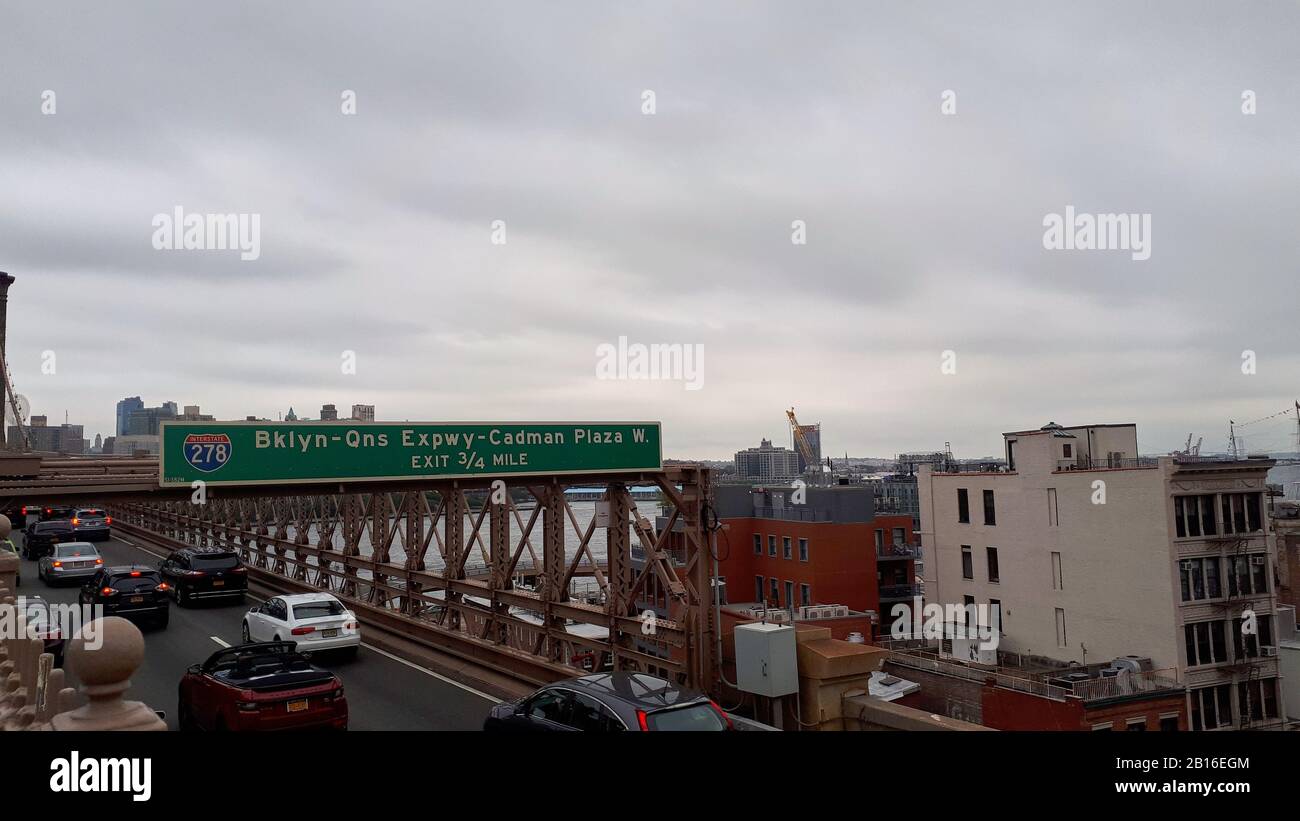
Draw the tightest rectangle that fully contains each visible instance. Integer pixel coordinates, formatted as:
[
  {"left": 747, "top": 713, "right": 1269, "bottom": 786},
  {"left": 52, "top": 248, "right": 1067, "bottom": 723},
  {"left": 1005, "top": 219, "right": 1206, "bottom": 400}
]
[{"left": 734, "top": 622, "right": 798, "bottom": 697}]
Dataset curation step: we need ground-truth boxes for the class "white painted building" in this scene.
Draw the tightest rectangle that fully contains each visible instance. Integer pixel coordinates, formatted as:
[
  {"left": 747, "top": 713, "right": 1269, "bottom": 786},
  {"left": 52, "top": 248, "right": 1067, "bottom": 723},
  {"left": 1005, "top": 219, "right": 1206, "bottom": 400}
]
[{"left": 919, "top": 422, "right": 1285, "bottom": 730}]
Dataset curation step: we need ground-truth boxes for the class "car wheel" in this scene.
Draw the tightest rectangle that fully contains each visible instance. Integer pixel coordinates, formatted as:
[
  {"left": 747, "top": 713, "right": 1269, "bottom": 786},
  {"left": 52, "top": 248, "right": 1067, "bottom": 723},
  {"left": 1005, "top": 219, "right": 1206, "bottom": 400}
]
[
  {"left": 176, "top": 587, "right": 188, "bottom": 608},
  {"left": 178, "top": 701, "right": 196, "bottom": 732},
  {"left": 241, "top": 622, "right": 251, "bottom": 643}
]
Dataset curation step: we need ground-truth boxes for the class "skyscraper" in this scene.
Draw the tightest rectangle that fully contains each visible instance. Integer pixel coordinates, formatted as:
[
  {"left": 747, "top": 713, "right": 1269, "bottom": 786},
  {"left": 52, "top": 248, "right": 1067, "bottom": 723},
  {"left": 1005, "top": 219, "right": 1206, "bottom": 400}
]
[{"left": 116, "top": 396, "right": 143, "bottom": 436}]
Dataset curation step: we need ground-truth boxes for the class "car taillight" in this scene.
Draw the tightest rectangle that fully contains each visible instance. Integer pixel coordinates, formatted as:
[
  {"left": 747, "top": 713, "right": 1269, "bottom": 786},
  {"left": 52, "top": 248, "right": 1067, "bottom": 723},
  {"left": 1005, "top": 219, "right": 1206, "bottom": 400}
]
[
  {"left": 20, "top": 506, "right": 26, "bottom": 514},
  {"left": 230, "top": 567, "right": 247, "bottom": 574},
  {"left": 344, "top": 621, "right": 358, "bottom": 630},
  {"left": 94, "top": 558, "right": 103, "bottom": 565},
  {"left": 291, "top": 626, "right": 315, "bottom": 636},
  {"left": 45, "top": 508, "right": 51, "bottom": 514},
  {"left": 129, "top": 571, "right": 141, "bottom": 577},
  {"left": 237, "top": 701, "right": 259, "bottom": 712},
  {"left": 185, "top": 570, "right": 206, "bottom": 577},
  {"left": 52, "top": 561, "right": 62, "bottom": 568},
  {"left": 72, "top": 517, "right": 80, "bottom": 525},
  {"left": 156, "top": 582, "right": 170, "bottom": 592},
  {"left": 100, "top": 587, "right": 118, "bottom": 596},
  {"left": 709, "top": 700, "right": 734, "bottom": 730},
  {"left": 636, "top": 710, "right": 649, "bottom": 731},
  {"left": 105, "top": 517, "right": 112, "bottom": 525}
]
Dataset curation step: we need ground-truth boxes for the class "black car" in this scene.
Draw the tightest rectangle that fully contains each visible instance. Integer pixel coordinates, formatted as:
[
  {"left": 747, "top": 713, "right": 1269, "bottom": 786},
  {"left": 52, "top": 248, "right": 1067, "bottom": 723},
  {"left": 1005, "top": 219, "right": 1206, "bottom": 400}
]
[
  {"left": 9, "top": 502, "right": 47, "bottom": 530},
  {"left": 21, "top": 520, "right": 75, "bottom": 560},
  {"left": 39, "top": 505, "right": 74, "bottom": 523},
  {"left": 483, "top": 672, "right": 732, "bottom": 732},
  {"left": 71, "top": 508, "right": 112, "bottom": 541},
  {"left": 78, "top": 565, "right": 170, "bottom": 628},
  {"left": 159, "top": 547, "right": 248, "bottom": 606}
]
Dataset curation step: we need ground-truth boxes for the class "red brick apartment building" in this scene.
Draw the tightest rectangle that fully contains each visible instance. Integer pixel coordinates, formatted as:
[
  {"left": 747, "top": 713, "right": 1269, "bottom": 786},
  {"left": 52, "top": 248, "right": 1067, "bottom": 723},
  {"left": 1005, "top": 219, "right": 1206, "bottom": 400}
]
[{"left": 709, "top": 484, "right": 917, "bottom": 636}]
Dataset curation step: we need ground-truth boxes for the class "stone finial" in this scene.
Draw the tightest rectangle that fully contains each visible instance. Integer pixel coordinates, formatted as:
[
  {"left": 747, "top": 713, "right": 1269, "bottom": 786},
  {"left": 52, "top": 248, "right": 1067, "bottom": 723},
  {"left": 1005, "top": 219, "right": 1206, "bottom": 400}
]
[
  {"left": 0, "top": 514, "right": 12, "bottom": 539},
  {"left": 51, "top": 617, "right": 166, "bottom": 731}
]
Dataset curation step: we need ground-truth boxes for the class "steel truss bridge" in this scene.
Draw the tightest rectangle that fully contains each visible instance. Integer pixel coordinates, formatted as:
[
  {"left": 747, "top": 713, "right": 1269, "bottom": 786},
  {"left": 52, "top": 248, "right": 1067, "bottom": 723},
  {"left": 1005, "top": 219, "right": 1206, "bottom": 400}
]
[{"left": 0, "top": 457, "right": 719, "bottom": 692}]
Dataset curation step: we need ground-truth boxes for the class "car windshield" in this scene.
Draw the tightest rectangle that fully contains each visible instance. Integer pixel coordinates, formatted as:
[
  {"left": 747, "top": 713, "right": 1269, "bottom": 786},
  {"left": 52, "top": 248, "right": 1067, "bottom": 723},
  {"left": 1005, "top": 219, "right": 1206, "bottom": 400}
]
[
  {"left": 37, "top": 522, "right": 72, "bottom": 532},
  {"left": 644, "top": 703, "right": 727, "bottom": 731},
  {"left": 192, "top": 554, "right": 239, "bottom": 571},
  {"left": 55, "top": 544, "right": 96, "bottom": 557},
  {"left": 293, "top": 600, "right": 345, "bottom": 620},
  {"left": 110, "top": 573, "right": 159, "bottom": 593}
]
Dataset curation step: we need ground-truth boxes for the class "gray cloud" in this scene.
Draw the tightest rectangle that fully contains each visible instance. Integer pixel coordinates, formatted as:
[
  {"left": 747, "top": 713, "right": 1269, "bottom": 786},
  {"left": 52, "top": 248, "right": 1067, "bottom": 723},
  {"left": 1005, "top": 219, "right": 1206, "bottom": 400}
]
[{"left": 1, "top": 1, "right": 1297, "bottom": 458}]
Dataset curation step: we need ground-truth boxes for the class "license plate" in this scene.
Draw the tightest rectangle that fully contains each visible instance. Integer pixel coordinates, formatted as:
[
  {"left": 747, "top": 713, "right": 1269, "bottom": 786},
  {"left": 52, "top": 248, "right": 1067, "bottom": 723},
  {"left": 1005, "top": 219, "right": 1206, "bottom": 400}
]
[
  {"left": 129, "top": 596, "right": 144, "bottom": 603},
  {"left": 287, "top": 699, "right": 308, "bottom": 713},
  {"left": 213, "top": 580, "right": 225, "bottom": 587},
  {"left": 322, "top": 628, "right": 339, "bottom": 638}
]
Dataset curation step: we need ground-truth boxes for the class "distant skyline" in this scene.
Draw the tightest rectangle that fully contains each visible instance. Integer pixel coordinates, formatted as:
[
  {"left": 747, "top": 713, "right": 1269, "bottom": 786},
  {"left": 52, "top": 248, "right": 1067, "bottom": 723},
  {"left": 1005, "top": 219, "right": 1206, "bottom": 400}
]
[{"left": 3, "top": 2, "right": 1298, "bottom": 461}]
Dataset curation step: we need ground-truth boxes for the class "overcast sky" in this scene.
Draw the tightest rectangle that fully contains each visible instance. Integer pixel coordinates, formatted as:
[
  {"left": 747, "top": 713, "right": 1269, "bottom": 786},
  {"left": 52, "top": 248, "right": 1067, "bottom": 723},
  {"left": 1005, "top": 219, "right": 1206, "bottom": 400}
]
[{"left": 1, "top": 1, "right": 1297, "bottom": 460}]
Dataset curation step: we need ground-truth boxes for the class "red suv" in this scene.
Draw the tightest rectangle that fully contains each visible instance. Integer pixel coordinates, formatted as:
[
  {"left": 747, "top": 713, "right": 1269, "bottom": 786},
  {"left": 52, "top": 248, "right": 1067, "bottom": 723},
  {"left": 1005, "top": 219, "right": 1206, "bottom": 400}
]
[{"left": 178, "top": 642, "right": 347, "bottom": 731}]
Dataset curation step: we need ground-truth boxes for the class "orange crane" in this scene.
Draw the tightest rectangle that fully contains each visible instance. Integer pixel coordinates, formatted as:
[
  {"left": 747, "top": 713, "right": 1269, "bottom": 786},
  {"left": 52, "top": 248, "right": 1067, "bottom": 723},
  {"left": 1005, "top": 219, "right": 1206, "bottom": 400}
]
[{"left": 786, "top": 407, "right": 820, "bottom": 474}]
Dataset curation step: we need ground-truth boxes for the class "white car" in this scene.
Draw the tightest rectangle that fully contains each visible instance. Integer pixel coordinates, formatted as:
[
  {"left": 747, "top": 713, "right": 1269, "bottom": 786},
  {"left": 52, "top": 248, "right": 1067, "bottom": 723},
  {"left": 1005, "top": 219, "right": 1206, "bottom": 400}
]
[{"left": 242, "top": 593, "right": 360, "bottom": 658}]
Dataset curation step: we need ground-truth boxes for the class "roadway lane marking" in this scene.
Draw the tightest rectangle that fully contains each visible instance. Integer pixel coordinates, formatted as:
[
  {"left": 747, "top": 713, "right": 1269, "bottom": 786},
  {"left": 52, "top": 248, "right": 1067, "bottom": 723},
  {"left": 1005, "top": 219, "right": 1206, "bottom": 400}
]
[
  {"left": 211, "top": 636, "right": 231, "bottom": 648},
  {"left": 361, "top": 643, "right": 501, "bottom": 704}
]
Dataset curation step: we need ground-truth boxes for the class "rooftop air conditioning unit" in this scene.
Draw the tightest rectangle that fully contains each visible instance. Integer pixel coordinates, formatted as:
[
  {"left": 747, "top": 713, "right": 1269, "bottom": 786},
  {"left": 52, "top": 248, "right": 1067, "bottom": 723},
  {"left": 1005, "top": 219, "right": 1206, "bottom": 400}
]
[
  {"left": 1099, "top": 666, "right": 1123, "bottom": 678},
  {"left": 1113, "top": 655, "right": 1154, "bottom": 673},
  {"left": 831, "top": 605, "right": 850, "bottom": 618},
  {"left": 1261, "top": 646, "right": 1278, "bottom": 657}
]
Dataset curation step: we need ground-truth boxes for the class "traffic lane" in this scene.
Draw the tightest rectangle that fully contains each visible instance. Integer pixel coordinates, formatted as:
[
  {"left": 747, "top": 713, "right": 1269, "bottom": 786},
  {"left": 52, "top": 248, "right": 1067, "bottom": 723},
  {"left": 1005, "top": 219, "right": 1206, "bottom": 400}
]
[{"left": 16, "top": 535, "right": 495, "bottom": 730}]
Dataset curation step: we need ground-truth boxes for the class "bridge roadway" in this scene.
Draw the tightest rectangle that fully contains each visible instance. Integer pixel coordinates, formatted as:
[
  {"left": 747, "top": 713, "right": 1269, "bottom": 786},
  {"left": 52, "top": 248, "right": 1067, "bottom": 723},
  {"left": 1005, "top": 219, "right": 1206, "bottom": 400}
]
[{"left": 13, "top": 533, "right": 500, "bottom": 730}]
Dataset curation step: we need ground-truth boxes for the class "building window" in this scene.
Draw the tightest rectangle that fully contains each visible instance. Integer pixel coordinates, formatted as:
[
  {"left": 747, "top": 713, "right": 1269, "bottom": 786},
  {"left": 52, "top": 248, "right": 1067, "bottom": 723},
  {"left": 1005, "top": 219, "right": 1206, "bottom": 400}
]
[
  {"left": 874, "top": 529, "right": 884, "bottom": 550},
  {"left": 798, "top": 538, "right": 809, "bottom": 562},
  {"left": 1047, "top": 488, "right": 1058, "bottom": 526},
  {"left": 1091, "top": 723, "right": 1113, "bottom": 731},
  {"left": 1051, "top": 551, "right": 1063, "bottom": 590},
  {"left": 1174, "top": 494, "right": 1217, "bottom": 538},
  {"left": 1190, "top": 684, "right": 1233, "bottom": 731},
  {"left": 1125, "top": 718, "right": 1147, "bottom": 731},
  {"left": 782, "top": 536, "right": 792, "bottom": 560},
  {"left": 986, "top": 547, "right": 999, "bottom": 583},
  {"left": 753, "top": 534, "right": 762, "bottom": 555},
  {"left": 1183, "top": 620, "right": 1228, "bottom": 666},
  {"left": 1055, "top": 608, "right": 1067, "bottom": 648},
  {"left": 989, "top": 598, "right": 1002, "bottom": 633},
  {"left": 1221, "top": 492, "right": 1263, "bottom": 535},
  {"left": 768, "top": 535, "right": 777, "bottom": 557},
  {"left": 1238, "top": 678, "right": 1279, "bottom": 724},
  {"left": 957, "top": 489, "right": 970, "bottom": 524},
  {"left": 1226, "top": 554, "right": 1268, "bottom": 597},
  {"left": 784, "top": 581, "right": 794, "bottom": 609},
  {"left": 1159, "top": 714, "right": 1179, "bottom": 732},
  {"left": 770, "top": 578, "right": 780, "bottom": 604},
  {"left": 1232, "top": 614, "right": 1274, "bottom": 659},
  {"left": 983, "top": 490, "right": 996, "bottom": 526},
  {"left": 1062, "top": 443, "right": 1073, "bottom": 458},
  {"left": 755, "top": 576, "right": 764, "bottom": 603},
  {"left": 963, "top": 595, "right": 975, "bottom": 613},
  {"left": 892, "top": 527, "right": 906, "bottom": 546},
  {"left": 800, "top": 584, "right": 811, "bottom": 607},
  {"left": 1179, "top": 557, "right": 1222, "bottom": 602},
  {"left": 961, "top": 545, "right": 973, "bottom": 580}
]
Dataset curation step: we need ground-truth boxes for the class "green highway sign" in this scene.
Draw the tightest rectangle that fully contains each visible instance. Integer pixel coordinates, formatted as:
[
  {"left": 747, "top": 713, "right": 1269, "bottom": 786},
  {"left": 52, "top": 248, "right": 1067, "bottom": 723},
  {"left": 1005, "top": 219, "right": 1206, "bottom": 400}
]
[{"left": 159, "top": 421, "right": 663, "bottom": 487}]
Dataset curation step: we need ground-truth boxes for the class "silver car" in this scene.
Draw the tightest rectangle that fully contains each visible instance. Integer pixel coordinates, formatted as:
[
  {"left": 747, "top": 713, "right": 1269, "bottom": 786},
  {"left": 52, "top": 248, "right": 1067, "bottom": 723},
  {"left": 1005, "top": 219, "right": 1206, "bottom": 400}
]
[{"left": 37, "top": 541, "right": 103, "bottom": 585}]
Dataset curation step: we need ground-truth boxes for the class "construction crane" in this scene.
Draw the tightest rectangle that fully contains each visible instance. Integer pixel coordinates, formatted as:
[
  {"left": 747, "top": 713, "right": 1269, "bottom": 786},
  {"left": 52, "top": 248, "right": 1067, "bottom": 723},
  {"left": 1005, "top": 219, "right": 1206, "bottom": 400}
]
[{"left": 785, "top": 407, "right": 820, "bottom": 474}]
